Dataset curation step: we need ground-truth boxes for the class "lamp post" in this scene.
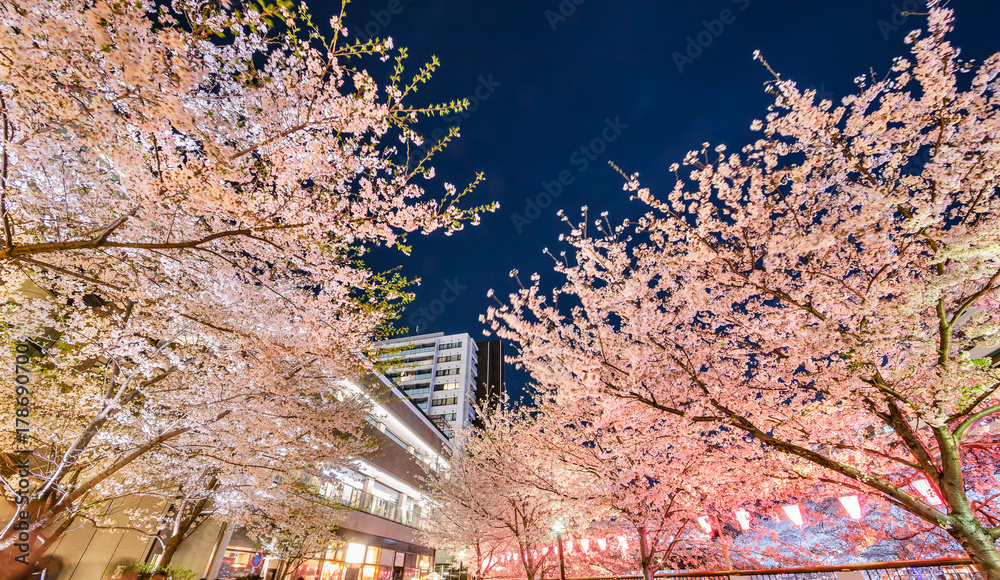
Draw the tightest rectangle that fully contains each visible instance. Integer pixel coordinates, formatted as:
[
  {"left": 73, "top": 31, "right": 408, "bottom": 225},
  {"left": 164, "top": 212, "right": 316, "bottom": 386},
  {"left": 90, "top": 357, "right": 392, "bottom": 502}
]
[
  {"left": 456, "top": 550, "right": 466, "bottom": 580},
  {"left": 552, "top": 521, "right": 566, "bottom": 580}
]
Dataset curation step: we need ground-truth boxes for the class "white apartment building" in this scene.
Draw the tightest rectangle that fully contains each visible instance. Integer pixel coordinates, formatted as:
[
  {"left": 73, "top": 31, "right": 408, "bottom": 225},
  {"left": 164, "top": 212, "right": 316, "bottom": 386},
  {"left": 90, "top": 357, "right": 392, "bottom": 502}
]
[{"left": 376, "top": 332, "right": 479, "bottom": 437}]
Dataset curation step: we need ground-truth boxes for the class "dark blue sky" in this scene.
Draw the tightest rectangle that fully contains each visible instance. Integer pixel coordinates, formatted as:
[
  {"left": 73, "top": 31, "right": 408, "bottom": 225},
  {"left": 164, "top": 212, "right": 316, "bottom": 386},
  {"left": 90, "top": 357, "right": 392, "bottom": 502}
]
[{"left": 324, "top": 1, "right": 999, "bottom": 401}]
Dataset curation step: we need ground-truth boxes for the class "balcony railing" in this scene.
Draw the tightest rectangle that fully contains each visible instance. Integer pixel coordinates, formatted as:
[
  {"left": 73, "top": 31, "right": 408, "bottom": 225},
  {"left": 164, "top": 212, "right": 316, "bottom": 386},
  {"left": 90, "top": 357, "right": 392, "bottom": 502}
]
[
  {"left": 565, "top": 558, "right": 980, "bottom": 580},
  {"left": 396, "top": 372, "right": 432, "bottom": 382},
  {"left": 379, "top": 346, "right": 436, "bottom": 360},
  {"left": 340, "top": 486, "right": 427, "bottom": 531}
]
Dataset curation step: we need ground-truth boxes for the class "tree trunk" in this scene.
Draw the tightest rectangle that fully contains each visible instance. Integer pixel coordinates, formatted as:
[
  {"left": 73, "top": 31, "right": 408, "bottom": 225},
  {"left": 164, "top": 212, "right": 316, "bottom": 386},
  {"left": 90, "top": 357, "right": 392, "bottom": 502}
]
[
  {"left": 0, "top": 500, "right": 71, "bottom": 580},
  {"left": 637, "top": 526, "right": 656, "bottom": 580},
  {"left": 934, "top": 430, "right": 1000, "bottom": 580},
  {"left": 948, "top": 525, "right": 1000, "bottom": 580},
  {"left": 158, "top": 529, "right": 186, "bottom": 569},
  {"left": 0, "top": 531, "right": 65, "bottom": 580},
  {"left": 158, "top": 503, "right": 207, "bottom": 569},
  {"left": 519, "top": 542, "right": 534, "bottom": 580},
  {"left": 159, "top": 477, "right": 216, "bottom": 568}
]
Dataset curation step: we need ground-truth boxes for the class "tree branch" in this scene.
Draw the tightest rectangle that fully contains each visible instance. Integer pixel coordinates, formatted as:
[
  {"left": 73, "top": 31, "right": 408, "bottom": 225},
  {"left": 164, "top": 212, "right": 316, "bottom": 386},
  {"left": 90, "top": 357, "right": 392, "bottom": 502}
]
[
  {"left": 954, "top": 404, "right": 1000, "bottom": 443},
  {"left": 1, "top": 95, "right": 12, "bottom": 250}
]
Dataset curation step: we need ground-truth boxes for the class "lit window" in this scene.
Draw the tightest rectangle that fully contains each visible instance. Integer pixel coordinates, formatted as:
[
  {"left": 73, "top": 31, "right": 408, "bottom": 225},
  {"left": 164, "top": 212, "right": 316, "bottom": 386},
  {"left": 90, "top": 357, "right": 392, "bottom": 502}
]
[{"left": 345, "top": 543, "right": 367, "bottom": 564}]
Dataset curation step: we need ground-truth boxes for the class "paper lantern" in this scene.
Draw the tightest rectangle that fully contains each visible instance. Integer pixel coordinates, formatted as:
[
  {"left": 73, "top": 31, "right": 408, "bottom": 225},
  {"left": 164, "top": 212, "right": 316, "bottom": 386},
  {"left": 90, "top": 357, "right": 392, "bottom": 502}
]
[
  {"left": 913, "top": 479, "right": 943, "bottom": 506},
  {"left": 838, "top": 495, "right": 862, "bottom": 519},
  {"left": 735, "top": 508, "right": 751, "bottom": 530},
  {"left": 617, "top": 535, "right": 628, "bottom": 554},
  {"left": 697, "top": 515, "right": 712, "bottom": 535},
  {"left": 782, "top": 504, "right": 803, "bottom": 527},
  {"left": 580, "top": 539, "right": 589, "bottom": 553},
  {"left": 564, "top": 540, "right": 573, "bottom": 555},
  {"left": 597, "top": 538, "right": 607, "bottom": 551}
]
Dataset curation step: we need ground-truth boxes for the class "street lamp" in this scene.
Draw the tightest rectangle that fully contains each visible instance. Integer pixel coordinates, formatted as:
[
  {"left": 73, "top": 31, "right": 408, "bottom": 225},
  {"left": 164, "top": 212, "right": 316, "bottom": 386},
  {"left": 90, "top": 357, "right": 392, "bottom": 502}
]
[
  {"left": 552, "top": 521, "right": 566, "bottom": 580},
  {"left": 456, "top": 550, "right": 466, "bottom": 580}
]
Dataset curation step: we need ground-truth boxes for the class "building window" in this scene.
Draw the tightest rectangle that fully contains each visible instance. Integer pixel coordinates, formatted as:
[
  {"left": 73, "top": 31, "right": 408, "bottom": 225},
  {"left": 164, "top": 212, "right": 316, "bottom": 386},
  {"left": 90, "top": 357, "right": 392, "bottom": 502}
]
[
  {"left": 432, "top": 397, "right": 458, "bottom": 407},
  {"left": 437, "top": 354, "right": 461, "bottom": 363},
  {"left": 434, "top": 382, "right": 460, "bottom": 392},
  {"left": 344, "top": 543, "right": 367, "bottom": 564},
  {"left": 393, "top": 371, "right": 431, "bottom": 382},
  {"left": 439, "top": 341, "right": 462, "bottom": 350},
  {"left": 383, "top": 428, "right": 409, "bottom": 450},
  {"left": 434, "top": 368, "right": 460, "bottom": 377},
  {"left": 411, "top": 397, "right": 428, "bottom": 407}
]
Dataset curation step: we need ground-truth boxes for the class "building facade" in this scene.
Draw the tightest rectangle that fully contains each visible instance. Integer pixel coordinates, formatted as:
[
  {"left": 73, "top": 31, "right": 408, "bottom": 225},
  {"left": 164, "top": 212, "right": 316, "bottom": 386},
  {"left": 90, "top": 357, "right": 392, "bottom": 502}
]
[
  {"left": 473, "top": 339, "right": 506, "bottom": 417},
  {"left": 376, "top": 333, "right": 479, "bottom": 437},
  {"left": 36, "top": 372, "right": 451, "bottom": 580},
  {"left": 212, "top": 373, "right": 452, "bottom": 580}
]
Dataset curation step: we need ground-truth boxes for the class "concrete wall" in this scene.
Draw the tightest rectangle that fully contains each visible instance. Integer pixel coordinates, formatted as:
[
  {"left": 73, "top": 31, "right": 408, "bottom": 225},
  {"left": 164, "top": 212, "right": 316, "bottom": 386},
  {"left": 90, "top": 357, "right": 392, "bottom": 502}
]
[
  {"left": 336, "top": 509, "right": 422, "bottom": 548},
  {"left": 45, "top": 496, "right": 167, "bottom": 580},
  {"left": 362, "top": 424, "right": 433, "bottom": 490},
  {"left": 169, "top": 519, "right": 228, "bottom": 578},
  {"left": 361, "top": 375, "right": 451, "bottom": 455},
  {"left": 16, "top": 496, "right": 223, "bottom": 580}
]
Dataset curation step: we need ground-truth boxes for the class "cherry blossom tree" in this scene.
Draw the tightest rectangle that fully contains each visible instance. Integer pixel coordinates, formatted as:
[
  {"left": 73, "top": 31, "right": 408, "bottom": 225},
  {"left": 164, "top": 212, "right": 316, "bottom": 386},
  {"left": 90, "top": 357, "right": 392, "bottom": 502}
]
[
  {"left": 0, "top": 0, "right": 493, "bottom": 575},
  {"left": 486, "top": 5, "right": 1000, "bottom": 576},
  {"left": 526, "top": 398, "right": 718, "bottom": 578},
  {"left": 422, "top": 407, "right": 568, "bottom": 580},
  {"left": 0, "top": 290, "right": 377, "bottom": 576},
  {"left": 144, "top": 392, "right": 370, "bottom": 568}
]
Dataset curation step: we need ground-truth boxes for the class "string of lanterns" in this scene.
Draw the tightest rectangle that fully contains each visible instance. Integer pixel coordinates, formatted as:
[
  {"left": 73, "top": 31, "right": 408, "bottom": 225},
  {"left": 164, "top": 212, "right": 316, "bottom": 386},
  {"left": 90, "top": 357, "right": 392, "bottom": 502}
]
[{"left": 489, "top": 480, "right": 944, "bottom": 567}]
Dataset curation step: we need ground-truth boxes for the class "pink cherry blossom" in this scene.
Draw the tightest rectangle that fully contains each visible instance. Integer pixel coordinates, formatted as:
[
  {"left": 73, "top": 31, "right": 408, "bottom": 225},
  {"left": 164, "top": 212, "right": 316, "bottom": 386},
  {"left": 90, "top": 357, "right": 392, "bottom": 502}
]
[{"left": 487, "top": 5, "right": 1000, "bottom": 576}]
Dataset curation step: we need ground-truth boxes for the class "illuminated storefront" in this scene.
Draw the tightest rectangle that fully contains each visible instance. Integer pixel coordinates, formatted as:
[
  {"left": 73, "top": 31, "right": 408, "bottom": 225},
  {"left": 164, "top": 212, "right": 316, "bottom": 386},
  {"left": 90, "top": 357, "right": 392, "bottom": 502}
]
[{"left": 274, "top": 534, "right": 433, "bottom": 580}]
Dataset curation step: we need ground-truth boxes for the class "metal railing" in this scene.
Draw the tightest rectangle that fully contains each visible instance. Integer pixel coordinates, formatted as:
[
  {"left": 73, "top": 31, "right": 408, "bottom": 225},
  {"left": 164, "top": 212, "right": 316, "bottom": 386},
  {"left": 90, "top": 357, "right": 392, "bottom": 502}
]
[
  {"left": 396, "top": 372, "right": 433, "bottom": 382},
  {"left": 340, "top": 487, "right": 427, "bottom": 531},
  {"left": 565, "top": 558, "right": 979, "bottom": 580},
  {"left": 379, "top": 346, "right": 436, "bottom": 359}
]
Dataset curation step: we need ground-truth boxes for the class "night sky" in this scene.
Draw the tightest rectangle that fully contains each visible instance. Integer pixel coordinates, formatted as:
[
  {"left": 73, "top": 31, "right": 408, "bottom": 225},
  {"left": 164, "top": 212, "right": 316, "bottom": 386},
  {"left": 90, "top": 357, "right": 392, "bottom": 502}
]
[{"left": 322, "top": 1, "right": 1000, "bottom": 402}]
